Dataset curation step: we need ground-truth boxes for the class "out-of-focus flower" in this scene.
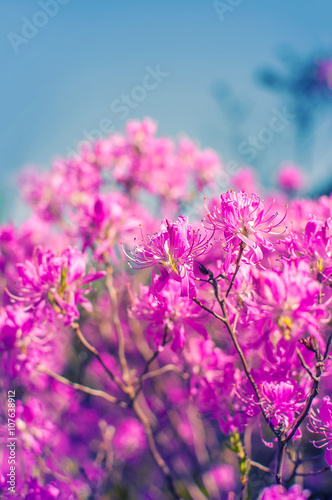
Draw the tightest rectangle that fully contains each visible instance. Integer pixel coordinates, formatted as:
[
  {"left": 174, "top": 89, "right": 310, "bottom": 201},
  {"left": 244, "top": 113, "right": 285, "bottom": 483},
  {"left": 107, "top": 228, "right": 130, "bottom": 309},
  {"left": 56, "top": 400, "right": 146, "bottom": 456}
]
[
  {"left": 24, "top": 478, "right": 60, "bottom": 500},
  {"left": 317, "top": 58, "right": 332, "bottom": 89},
  {"left": 277, "top": 163, "right": 304, "bottom": 192},
  {"left": 113, "top": 417, "right": 146, "bottom": 461},
  {"left": 73, "top": 192, "right": 154, "bottom": 259},
  {"left": 207, "top": 464, "right": 236, "bottom": 492},
  {"left": 231, "top": 167, "right": 259, "bottom": 194},
  {"left": 11, "top": 246, "right": 105, "bottom": 325}
]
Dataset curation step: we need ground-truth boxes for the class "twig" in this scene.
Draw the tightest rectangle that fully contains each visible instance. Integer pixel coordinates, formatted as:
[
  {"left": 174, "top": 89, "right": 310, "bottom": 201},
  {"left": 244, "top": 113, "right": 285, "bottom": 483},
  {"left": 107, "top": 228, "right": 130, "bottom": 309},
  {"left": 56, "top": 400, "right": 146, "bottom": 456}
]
[
  {"left": 296, "top": 348, "right": 319, "bottom": 382},
  {"left": 141, "top": 364, "right": 189, "bottom": 381},
  {"left": 133, "top": 399, "right": 181, "bottom": 499},
  {"left": 36, "top": 365, "right": 128, "bottom": 408},
  {"left": 104, "top": 256, "right": 131, "bottom": 385},
  {"left": 132, "top": 326, "right": 170, "bottom": 401},
  {"left": 140, "top": 326, "right": 169, "bottom": 378},
  {"left": 249, "top": 460, "right": 273, "bottom": 474},
  {"left": 192, "top": 297, "right": 226, "bottom": 322},
  {"left": 72, "top": 321, "right": 127, "bottom": 393},
  {"left": 295, "top": 466, "right": 330, "bottom": 477},
  {"left": 226, "top": 242, "right": 245, "bottom": 297}
]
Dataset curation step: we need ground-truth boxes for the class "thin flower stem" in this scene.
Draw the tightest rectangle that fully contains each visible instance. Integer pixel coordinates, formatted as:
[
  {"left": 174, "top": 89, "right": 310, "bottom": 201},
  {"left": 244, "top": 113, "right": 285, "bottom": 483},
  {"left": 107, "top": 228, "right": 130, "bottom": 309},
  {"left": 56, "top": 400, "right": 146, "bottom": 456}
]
[
  {"left": 219, "top": 301, "right": 272, "bottom": 430},
  {"left": 226, "top": 242, "right": 245, "bottom": 297},
  {"left": 296, "top": 348, "right": 319, "bottom": 382},
  {"left": 286, "top": 456, "right": 328, "bottom": 482},
  {"left": 284, "top": 343, "right": 325, "bottom": 444},
  {"left": 192, "top": 297, "right": 226, "bottom": 322},
  {"left": 140, "top": 326, "right": 169, "bottom": 379},
  {"left": 40, "top": 340, "right": 181, "bottom": 498},
  {"left": 276, "top": 441, "right": 286, "bottom": 484},
  {"left": 132, "top": 326, "right": 170, "bottom": 401}
]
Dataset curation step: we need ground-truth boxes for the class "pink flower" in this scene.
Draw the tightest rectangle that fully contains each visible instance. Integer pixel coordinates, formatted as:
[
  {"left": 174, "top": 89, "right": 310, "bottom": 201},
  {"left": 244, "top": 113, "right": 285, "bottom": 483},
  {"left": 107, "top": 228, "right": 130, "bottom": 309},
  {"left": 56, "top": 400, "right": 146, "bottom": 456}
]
[
  {"left": 73, "top": 192, "right": 153, "bottom": 259},
  {"left": 257, "top": 484, "right": 310, "bottom": 500},
  {"left": 251, "top": 377, "right": 306, "bottom": 437},
  {"left": 317, "top": 58, "right": 332, "bottom": 89},
  {"left": 285, "top": 215, "right": 332, "bottom": 281},
  {"left": 125, "top": 216, "right": 211, "bottom": 298},
  {"left": 207, "top": 464, "right": 236, "bottom": 492},
  {"left": 308, "top": 396, "right": 332, "bottom": 468},
  {"left": 205, "top": 190, "right": 286, "bottom": 263},
  {"left": 247, "top": 260, "right": 330, "bottom": 349},
  {"left": 11, "top": 246, "right": 105, "bottom": 325},
  {"left": 25, "top": 478, "right": 60, "bottom": 500},
  {"left": 277, "top": 163, "right": 304, "bottom": 192},
  {"left": 231, "top": 167, "right": 259, "bottom": 193},
  {"left": 113, "top": 417, "right": 146, "bottom": 461},
  {"left": 129, "top": 280, "right": 207, "bottom": 351}
]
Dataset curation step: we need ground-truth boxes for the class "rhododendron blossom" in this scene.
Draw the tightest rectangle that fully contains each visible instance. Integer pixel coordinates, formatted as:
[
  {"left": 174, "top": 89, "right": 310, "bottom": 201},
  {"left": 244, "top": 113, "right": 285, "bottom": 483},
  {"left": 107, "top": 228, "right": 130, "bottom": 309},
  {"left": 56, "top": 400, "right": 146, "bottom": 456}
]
[
  {"left": 125, "top": 215, "right": 211, "bottom": 298},
  {"left": 205, "top": 189, "right": 287, "bottom": 263}
]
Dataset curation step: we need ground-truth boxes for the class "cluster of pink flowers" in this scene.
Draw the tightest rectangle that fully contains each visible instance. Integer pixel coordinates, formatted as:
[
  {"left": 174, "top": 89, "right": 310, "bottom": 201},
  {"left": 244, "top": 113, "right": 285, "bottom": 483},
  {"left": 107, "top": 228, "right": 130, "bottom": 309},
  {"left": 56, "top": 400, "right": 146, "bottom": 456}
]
[{"left": 1, "top": 118, "right": 332, "bottom": 498}]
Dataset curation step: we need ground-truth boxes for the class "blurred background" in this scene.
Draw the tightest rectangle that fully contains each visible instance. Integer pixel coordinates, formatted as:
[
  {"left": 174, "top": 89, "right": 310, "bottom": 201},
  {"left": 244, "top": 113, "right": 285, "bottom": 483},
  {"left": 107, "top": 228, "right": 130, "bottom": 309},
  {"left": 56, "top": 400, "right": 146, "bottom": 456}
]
[{"left": 1, "top": 0, "right": 332, "bottom": 221}]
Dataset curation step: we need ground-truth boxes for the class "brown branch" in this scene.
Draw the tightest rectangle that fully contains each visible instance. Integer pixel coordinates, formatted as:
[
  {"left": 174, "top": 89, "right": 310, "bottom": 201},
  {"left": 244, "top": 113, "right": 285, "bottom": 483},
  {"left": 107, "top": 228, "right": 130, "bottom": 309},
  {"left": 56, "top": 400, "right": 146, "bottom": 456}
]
[
  {"left": 249, "top": 460, "right": 273, "bottom": 474},
  {"left": 139, "top": 326, "right": 169, "bottom": 378},
  {"left": 133, "top": 399, "right": 181, "bottom": 499},
  {"left": 142, "top": 364, "right": 189, "bottom": 381},
  {"left": 226, "top": 241, "right": 245, "bottom": 297},
  {"left": 219, "top": 300, "right": 271, "bottom": 428},
  {"left": 284, "top": 342, "right": 325, "bottom": 444},
  {"left": 132, "top": 326, "right": 170, "bottom": 402},
  {"left": 104, "top": 258, "right": 131, "bottom": 385},
  {"left": 36, "top": 365, "right": 127, "bottom": 408},
  {"left": 72, "top": 321, "right": 127, "bottom": 393},
  {"left": 192, "top": 297, "right": 226, "bottom": 322},
  {"left": 295, "top": 466, "right": 330, "bottom": 477},
  {"left": 296, "top": 348, "right": 319, "bottom": 382}
]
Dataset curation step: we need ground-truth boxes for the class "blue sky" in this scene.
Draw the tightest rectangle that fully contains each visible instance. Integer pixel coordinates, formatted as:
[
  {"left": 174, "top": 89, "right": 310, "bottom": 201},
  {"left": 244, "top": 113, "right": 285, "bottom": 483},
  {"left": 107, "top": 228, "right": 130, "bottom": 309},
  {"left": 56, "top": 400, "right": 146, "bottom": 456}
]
[{"left": 1, "top": 0, "right": 332, "bottom": 219}]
